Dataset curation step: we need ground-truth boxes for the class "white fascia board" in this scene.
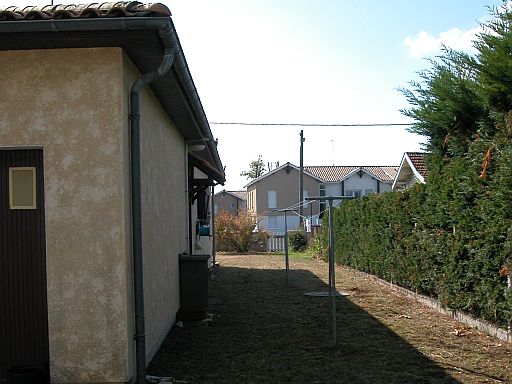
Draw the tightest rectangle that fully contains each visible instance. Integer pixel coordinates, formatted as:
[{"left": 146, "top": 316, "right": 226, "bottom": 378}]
[
  {"left": 392, "top": 153, "right": 408, "bottom": 190},
  {"left": 340, "top": 167, "right": 377, "bottom": 182}
]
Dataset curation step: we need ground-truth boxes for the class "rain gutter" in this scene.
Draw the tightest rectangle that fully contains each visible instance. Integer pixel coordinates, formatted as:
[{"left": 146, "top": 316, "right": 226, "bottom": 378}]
[{"left": 0, "top": 17, "right": 169, "bottom": 33}]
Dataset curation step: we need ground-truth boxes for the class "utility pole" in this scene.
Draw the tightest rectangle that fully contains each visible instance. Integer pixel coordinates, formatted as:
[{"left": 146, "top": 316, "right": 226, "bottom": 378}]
[{"left": 299, "top": 130, "right": 305, "bottom": 227}]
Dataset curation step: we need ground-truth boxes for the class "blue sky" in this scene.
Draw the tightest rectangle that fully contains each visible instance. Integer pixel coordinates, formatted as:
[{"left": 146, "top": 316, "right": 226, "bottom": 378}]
[
  {"left": 0, "top": 0, "right": 505, "bottom": 189},
  {"left": 166, "top": 0, "right": 504, "bottom": 189}
]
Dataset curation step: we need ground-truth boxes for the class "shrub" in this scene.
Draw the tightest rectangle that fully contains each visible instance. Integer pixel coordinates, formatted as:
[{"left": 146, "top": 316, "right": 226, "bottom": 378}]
[
  {"left": 305, "top": 233, "right": 325, "bottom": 259},
  {"left": 288, "top": 231, "right": 307, "bottom": 251},
  {"left": 215, "top": 210, "right": 261, "bottom": 253}
]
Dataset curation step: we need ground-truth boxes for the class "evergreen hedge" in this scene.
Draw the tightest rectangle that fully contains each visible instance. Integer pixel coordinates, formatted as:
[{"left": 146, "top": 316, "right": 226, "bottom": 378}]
[{"left": 322, "top": 6, "right": 512, "bottom": 328}]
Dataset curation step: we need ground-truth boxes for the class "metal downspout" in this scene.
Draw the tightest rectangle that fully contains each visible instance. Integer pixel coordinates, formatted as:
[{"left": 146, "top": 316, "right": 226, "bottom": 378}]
[
  {"left": 130, "top": 47, "right": 175, "bottom": 384},
  {"left": 211, "top": 185, "right": 216, "bottom": 264},
  {"left": 185, "top": 144, "right": 193, "bottom": 254}
]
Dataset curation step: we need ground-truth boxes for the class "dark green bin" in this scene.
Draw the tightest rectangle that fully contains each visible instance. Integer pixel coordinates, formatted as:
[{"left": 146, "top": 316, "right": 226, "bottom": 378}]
[{"left": 177, "top": 253, "right": 209, "bottom": 321}]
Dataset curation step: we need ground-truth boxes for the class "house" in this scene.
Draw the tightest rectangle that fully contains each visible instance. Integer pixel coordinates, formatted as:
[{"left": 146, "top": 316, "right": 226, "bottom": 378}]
[
  {"left": 392, "top": 152, "right": 428, "bottom": 190},
  {"left": 305, "top": 165, "right": 398, "bottom": 197},
  {"left": 0, "top": 3, "right": 224, "bottom": 384},
  {"left": 246, "top": 162, "right": 397, "bottom": 234},
  {"left": 246, "top": 162, "right": 323, "bottom": 234},
  {"left": 213, "top": 189, "right": 247, "bottom": 216}
]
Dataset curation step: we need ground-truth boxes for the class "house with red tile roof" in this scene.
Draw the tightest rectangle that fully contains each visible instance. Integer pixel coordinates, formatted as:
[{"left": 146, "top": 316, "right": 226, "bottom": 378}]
[
  {"left": 392, "top": 152, "right": 429, "bottom": 190},
  {"left": 0, "top": 3, "right": 224, "bottom": 383},
  {"left": 305, "top": 165, "right": 398, "bottom": 197},
  {"left": 245, "top": 162, "right": 397, "bottom": 234}
]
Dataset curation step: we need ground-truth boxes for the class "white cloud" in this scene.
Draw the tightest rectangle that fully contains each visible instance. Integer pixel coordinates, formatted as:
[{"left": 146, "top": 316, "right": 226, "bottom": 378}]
[{"left": 404, "top": 26, "right": 480, "bottom": 58}]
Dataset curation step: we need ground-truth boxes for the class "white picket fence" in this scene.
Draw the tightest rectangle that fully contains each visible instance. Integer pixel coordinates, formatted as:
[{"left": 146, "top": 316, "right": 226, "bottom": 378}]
[{"left": 267, "top": 234, "right": 285, "bottom": 252}]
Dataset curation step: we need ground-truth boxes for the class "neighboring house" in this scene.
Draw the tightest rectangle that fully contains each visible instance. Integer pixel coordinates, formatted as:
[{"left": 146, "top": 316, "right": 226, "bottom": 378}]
[
  {"left": 246, "top": 163, "right": 323, "bottom": 234},
  {"left": 214, "top": 189, "right": 247, "bottom": 216},
  {"left": 247, "top": 163, "right": 397, "bottom": 234},
  {"left": 0, "top": 3, "right": 224, "bottom": 384},
  {"left": 305, "top": 165, "right": 398, "bottom": 197},
  {"left": 392, "top": 152, "right": 428, "bottom": 190}
]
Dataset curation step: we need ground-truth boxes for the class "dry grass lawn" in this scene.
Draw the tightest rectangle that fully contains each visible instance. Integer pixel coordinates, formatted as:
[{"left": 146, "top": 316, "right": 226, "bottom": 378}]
[{"left": 148, "top": 254, "right": 512, "bottom": 384}]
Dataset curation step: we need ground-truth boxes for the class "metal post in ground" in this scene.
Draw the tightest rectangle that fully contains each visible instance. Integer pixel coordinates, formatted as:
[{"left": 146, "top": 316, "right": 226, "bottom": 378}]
[
  {"left": 299, "top": 130, "right": 305, "bottom": 227},
  {"left": 275, "top": 208, "right": 293, "bottom": 286},
  {"left": 284, "top": 210, "right": 290, "bottom": 286},
  {"left": 306, "top": 195, "right": 353, "bottom": 347},
  {"left": 327, "top": 199, "right": 336, "bottom": 347}
]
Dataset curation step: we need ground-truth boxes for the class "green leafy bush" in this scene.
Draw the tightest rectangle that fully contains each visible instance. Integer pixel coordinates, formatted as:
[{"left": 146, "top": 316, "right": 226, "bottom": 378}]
[
  {"left": 306, "top": 233, "right": 326, "bottom": 259},
  {"left": 288, "top": 231, "right": 307, "bottom": 251}
]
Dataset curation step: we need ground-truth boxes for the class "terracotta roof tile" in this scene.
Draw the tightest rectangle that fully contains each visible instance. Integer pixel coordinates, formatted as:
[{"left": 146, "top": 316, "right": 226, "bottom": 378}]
[
  {"left": 0, "top": 2, "right": 170, "bottom": 21},
  {"left": 304, "top": 165, "right": 398, "bottom": 183},
  {"left": 406, "top": 152, "right": 428, "bottom": 178},
  {"left": 304, "top": 166, "right": 354, "bottom": 182},
  {"left": 365, "top": 166, "right": 398, "bottom": 181}
]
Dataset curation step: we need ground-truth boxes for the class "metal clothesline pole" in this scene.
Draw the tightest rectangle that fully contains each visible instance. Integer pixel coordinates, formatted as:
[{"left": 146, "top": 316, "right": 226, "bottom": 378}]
[
  {"left": 306, "top": 195, "right": 354, "bottom": 347},
  {"left": 275, "top": 208, "right": 294, "bottom": 286},
  {"left": 327, "top": 199, "right": 336, "bottom": 346},
  {"left": 284, "top": 210, "right": 290, "bottom": 286}
]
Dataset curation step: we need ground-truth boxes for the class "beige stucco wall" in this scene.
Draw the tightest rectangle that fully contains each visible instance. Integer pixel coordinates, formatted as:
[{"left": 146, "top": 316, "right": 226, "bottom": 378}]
[
  {"left": 123, "top": 55, "right": 187, "bottom": 362},
  {"left": 1, "top": 46, "right": 193, "bottom": 383},
  {"left": 0, "top": 48, "right": 132, "bottom": 382},
  {"left": 249, "top": 167, "right": 320, "bottom": 217}
]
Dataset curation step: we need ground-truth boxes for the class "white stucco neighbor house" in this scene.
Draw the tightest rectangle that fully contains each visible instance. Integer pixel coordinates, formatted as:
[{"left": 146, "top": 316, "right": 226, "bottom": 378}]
[
  {"left": 246, "top": 162, "right": 398, "bottom": 234},
  {"left": 0, "top": 3, "right": 224, "bottom": 383}
]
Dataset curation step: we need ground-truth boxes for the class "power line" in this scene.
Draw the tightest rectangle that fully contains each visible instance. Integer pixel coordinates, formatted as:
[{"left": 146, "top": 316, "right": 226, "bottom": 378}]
[{"left": 208, "top": 122, "right": 413, "bottom": 127}]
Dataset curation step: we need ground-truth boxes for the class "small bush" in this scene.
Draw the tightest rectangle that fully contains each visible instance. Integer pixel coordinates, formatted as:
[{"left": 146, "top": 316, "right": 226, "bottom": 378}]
[
  {"left": 306, "top": 234, "right": 325, "bottom": 259},
  {"left": 215, "top": 210, "right": 262, "bottom": 253},
  {"left": 288, "top": 231, "right": 307, "bottom": 251}
]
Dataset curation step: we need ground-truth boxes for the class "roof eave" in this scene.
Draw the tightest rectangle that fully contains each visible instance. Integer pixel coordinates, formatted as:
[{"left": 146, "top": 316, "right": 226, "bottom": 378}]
[
  {"left": 244, "top": 162, "right": 324, "bottom": 188},
  {"left": 0, "top": 17, "right": 225, "bottom": 183},
  {"left": 392, "top": 153, "right": 425, "bottom": 190},
  {"left": 392, "top": 154, "right": 408, "bottom": 190}
]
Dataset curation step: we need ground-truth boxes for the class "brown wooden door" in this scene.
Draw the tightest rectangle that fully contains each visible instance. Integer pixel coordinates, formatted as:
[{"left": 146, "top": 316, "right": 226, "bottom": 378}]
[{"left": 0, "top": 149, "right": 49, "bottom": 382}]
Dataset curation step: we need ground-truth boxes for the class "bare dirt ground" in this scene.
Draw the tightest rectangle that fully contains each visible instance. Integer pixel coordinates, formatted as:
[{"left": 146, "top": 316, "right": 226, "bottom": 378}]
[{"left": 148, "top": 254, "right": 512, "bottom": 384}]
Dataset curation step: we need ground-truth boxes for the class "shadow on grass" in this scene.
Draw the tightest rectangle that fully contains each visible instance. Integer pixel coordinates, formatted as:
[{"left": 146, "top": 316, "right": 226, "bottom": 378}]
[{"left": 148, "top": 265, "right": 461, "bottom": 384}]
